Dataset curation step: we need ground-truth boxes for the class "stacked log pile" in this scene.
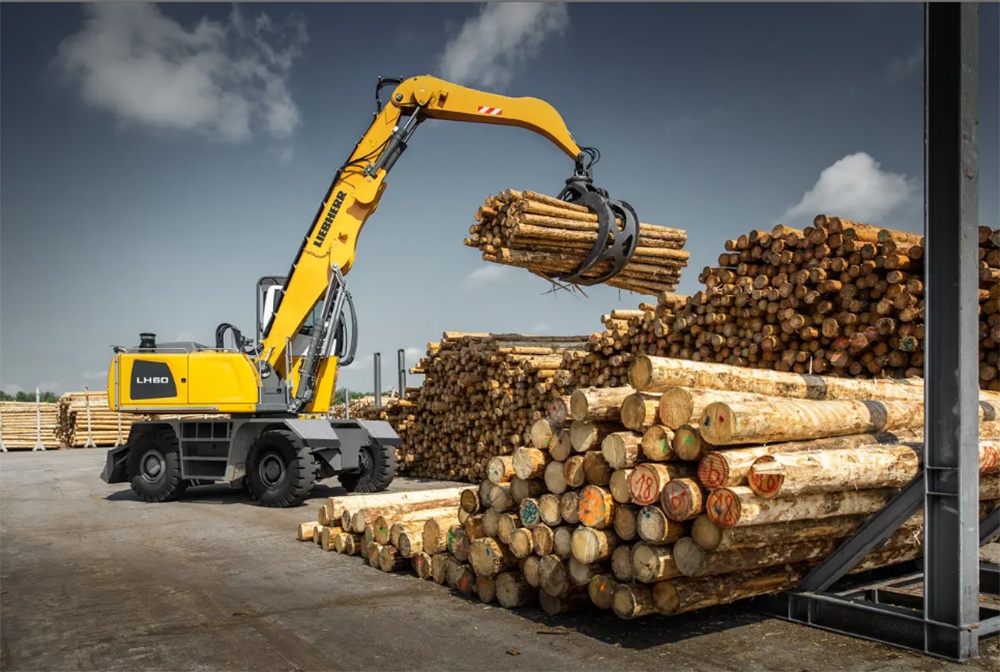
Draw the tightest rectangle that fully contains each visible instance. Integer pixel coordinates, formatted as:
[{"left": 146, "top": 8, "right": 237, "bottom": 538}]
[
  {"left": 355, "top": 333, "right": 591, "bottom": 482},
  {"left": 551, "top": 218, "right": 1000, "bottom": 391},
  {"left": 55, "top": 390, "right": 138, "bottom": 447},
  {"left": 298, "top": 356, "right": 999, "bottom": 622},
  {"left": 296, "top": 486, "right": 466, "bottom": 563},
  {"left": 0, "top": 401, "right": 59, "bottom": 449},
  {"left": 464, "top": 189, "right": 690, "bottom": 296}
]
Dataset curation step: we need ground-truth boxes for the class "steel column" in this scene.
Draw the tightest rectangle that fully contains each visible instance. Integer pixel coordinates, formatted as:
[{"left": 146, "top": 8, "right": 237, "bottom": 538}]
[
  {"left": 750, "top": 3, "right": 990, "bottom": 662},
  {"left": 374, "top": 352, "right": 382, "bottom": 409},
  {"left": 922, "top": 1, "right": 980, "bottom": 660},
  {"left": 398, "top": 349, "right": 407, "bottom": 400}
]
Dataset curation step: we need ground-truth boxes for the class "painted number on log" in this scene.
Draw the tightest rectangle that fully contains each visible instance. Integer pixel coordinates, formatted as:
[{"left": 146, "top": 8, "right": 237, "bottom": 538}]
[
  {"left": 477, "top": 106, "right": 503, "bottom": 115},
  {"left": 749, "top": 471, "right": 782, "bottom": 496},
  {"left": 710, "top": 490, "right": 741, "bottom": 527},
  {"left": 630, "top": 471, "right": 658, "bottom": 506}
]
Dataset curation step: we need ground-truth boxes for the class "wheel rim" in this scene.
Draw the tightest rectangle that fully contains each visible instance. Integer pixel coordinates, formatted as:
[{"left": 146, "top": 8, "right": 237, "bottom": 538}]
[
  {"left": 258, "top": 451, "right": 286, "bottom": 488},
  {"left": 139, "top": 449, "right": 166, "bottom": 484},
  {"left": 357, "top": 447, "right": 373, "bottom": 476}
]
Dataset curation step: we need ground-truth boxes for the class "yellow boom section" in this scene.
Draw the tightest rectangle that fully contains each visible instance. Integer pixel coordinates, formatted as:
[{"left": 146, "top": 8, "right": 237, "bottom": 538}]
[{"left": 260, "top": 75, "right": 586, "bottom": 380}]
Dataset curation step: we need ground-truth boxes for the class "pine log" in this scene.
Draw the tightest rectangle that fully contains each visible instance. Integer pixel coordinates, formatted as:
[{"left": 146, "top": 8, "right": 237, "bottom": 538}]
[
  {"left": 613, "top": 583, "right": 658, "bottom": 620},
  {"left": 509, "top": 528, "right": 535, "bottom": 558},
  {"left": 613, "top": 503, "right": 639, "bottom": 541},
  {"left": 636, "top": 505, "right": 687, "bottom": 545},
  {"left": 570, "top": 387, "right": 637, "bottom": 422},
  {"left": 539, "top": 589, "right": 591, "bottom": 615},
  {"left": 630, "top": 355, "right": 937, "bottom": 400},
  {"left": 571, "top": 527, "right": 620, "bottom": 564},
  {"left": 631, "top": 541, "right": 682, "bottom": 583},
  {"left": 532, "top": 524, "right": 555, "bottom": 556},
  {"left": 628, "top": 463, "right": 695, "bottom": 506},
  {"left": 588, "top": 574, "right": 619, "bottom": 610},
  {"left": 611, "top": 545, "right": 635, "bottom": 581},
  {"left": 706, "top": 486, "right": 897, "bottom": 528},
  {"left": 658, "top": 387, "right": 775, "bottom": 430},
  {"left": 697, "top": 431, "right": 923, "bottom": 489},
  {"left": 522, "top": 556, "right": 542, "bottom": 587},
  {"left": 640, "top": 425, "right": 677, "bottom": 461},
  {"left": 578, "top": 485, "right": 616, "bottom": 529},
  {"left": 609, "top": 468, "right": 635, "bottom": 504},
  {"left": 559, "top": 491, "right": 581, "bottom": 525},
  {"left": 653, "top": 567, "right": 807, "bottom": 614},
  {"left": 620, "top": 393, "right": 662, "bottom": 430},
  {"left": 470, "top": 538, "right": 519, "bottom": 577},
  {"left": 496, "top": 571, "right": 537, "bottom": 608},
  {"left": 660, "top": 478, "right": 706, "bottom": 521},
  {"left": 488, "top": 456, "right": 516, "bottom": 484},
  {"left": 674, "top": 535, "right": 837, "bottom": 577},
  {"left": 602, "top": 431, "right": 643, "bottom": 469},
  {"left": 700, "top": 398, "right": 927, "bottom": 445}
]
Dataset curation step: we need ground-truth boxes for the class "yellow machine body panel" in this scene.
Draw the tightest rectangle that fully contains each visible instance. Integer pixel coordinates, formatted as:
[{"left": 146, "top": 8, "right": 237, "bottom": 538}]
[
  {"left": 108, "top": 351, "right": 259, "bottom": 413},
  {"left": 186, "top": 352, "right": 260, "bottom": 407}
]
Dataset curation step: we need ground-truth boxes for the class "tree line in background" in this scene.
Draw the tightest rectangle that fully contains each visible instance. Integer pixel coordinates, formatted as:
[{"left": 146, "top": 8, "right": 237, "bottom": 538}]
[
  {"left": 333, "top": 389, "right": 372, "bottom": 404},
  {"left": 0, "top": 390, "right": 59, "bottom": 403},
  {"left": 1, "top": 389, "right": 373, "bottom": 405}
]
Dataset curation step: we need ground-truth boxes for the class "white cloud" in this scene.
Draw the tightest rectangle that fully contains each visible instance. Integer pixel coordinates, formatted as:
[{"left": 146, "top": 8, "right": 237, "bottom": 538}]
[
  {"left": 437, "top": 2, "right": 569, "bottom": 90},
  {"left": 277, "top": 146, "right": 295, "bottom": 165},
  {"left": 886, "top": 45, "right": 922, "bottom": 82},
  {"left": 778, "top": 152, "right": 920, "bottom": 227},
  {"left": 81, "top": 371, "right": 107, "bottom": 380},
  {"left": 52, "top": 3, "right": 308, "bottom": 142},
  {"left": 531, "top": 323, "right": 549, "bottom": 333},
  {"left": 466, "top": 264, "right": 515, "bottom": 286},
  {"left": 1, "top": 383, "right": 26, "bottom": 396}
]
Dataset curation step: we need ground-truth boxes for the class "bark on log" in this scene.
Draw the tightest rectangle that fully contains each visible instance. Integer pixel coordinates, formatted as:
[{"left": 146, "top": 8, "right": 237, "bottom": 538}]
[
  {"left": 706, "top": 486, "right": 897, "bottom": 527},
  {"left": 700, "top": 398, "right": 927, "bottom": 445},
  {"left": 697, "top": 431, "right": 922, "bottom": 489},
  {"left": 658, "top": 387, "right": 775, "bottom": 430}
]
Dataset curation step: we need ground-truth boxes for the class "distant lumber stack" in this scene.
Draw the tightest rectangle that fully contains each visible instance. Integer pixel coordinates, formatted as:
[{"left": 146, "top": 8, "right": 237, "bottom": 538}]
[
  {"left": 0, "top": 401, "right": 58, "bottom": 449},
  {"left": 55, "top": 390, "right": 139, "bottom": 448},
  {"left": 464, "top": 189, "right": 690, "bottom": 296},
  {"left": 356, "top": 333, "right": 591, "bottom": 482}
]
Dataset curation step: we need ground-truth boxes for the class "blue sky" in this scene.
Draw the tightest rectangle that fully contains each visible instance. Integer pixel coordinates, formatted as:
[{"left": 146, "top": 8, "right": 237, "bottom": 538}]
[{"left": 1, "top": 2, "right": 998, "bottom": 396}]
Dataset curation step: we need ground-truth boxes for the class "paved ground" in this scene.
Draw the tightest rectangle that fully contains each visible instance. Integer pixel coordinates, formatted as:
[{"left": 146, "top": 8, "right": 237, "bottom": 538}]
[{"left": 1, "top": 449, "right": 997, "bottom": 672}]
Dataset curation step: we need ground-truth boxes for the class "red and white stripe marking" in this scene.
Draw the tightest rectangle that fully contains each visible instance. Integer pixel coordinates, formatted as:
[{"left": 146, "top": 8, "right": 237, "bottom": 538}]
[{"left": 477, "top": 106, "right": 503, "bottom": 116}]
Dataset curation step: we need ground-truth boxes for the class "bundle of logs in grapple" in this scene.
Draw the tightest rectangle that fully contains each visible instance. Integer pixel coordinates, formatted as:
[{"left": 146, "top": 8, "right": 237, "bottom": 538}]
[
  {"left": 356, "top": 333, "right": 591, "bottom": 482},
  {"left": 300, "top": 356, "right": 1000, "bottom": 619},
  {"left": 556, "top": 217, "right": 1000, "bottom": 390},
  {"left": 463, "top": 189, "right": 690, "bottom": 296},
  {"left": 0, "top": 401, "right": 58, "bottom": 449}
]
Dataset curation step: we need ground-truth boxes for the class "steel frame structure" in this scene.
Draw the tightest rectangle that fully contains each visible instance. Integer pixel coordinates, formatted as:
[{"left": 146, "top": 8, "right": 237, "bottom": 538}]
[{"left": 751, "top": 3, "right": 998, "bottom": 661}]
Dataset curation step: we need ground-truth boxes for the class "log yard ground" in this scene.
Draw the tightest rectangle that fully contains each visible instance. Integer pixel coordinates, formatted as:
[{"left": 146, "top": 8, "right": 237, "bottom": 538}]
[{"left": 1, "top": 449, "right": 997, "bottom": 672}]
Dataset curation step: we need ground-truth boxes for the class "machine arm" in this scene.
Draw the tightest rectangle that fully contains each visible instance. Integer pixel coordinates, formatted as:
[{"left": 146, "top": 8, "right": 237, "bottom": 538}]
[{"left": 259, "top": 75, "right": 638, "bottom": 382}]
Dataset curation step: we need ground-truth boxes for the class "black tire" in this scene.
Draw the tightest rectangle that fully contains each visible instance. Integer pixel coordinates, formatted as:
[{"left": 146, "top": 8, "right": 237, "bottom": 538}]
[
  {"left": 338, "top": 440, "right": 395, "bottom": 493},
  {"left": 246, "top": 429, "right": 316, "bottom": 507},
  {"left": 127, "top": 428, "right": 187, "bottom": 503}
]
